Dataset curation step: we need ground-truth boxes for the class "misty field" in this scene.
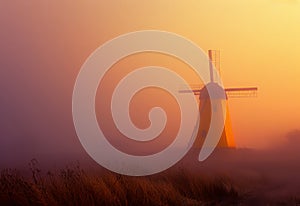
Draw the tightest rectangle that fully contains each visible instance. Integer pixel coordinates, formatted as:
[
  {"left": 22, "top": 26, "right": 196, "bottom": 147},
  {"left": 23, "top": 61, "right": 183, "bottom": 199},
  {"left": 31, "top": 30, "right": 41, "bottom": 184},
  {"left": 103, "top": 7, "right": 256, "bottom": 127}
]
[
  {"left": 1, "top": 157, "right": 300, "bottom": 206},
  {"left": 0, "top": 164, "right": 240, "bottom": 205}
]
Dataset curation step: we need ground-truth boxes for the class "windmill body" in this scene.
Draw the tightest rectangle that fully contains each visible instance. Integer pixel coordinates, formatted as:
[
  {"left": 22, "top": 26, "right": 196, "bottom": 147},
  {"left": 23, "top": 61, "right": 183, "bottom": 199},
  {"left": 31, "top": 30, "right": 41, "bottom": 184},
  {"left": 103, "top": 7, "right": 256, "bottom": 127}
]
[
  {"left": 193, "top": 82, "right": 235, "bottom": 149},
  {"left": 181, "top": 50, "right": 257, "bottom": 150}
]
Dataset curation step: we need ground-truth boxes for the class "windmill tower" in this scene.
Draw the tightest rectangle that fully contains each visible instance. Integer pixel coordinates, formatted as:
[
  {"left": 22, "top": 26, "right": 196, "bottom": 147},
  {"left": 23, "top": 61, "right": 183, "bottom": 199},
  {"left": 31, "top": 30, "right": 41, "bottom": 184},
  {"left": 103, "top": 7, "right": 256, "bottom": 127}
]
[{"left": 181, "top": 50, "right": 257, "bottom": 150}]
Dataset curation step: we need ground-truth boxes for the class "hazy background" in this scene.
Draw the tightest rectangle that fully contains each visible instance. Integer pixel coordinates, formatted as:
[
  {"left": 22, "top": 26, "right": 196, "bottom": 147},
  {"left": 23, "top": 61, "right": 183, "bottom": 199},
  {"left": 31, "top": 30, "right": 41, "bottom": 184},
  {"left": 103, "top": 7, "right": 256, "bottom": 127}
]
[{"left": 0, "top": 0, "right": 300, "bottom": 167}]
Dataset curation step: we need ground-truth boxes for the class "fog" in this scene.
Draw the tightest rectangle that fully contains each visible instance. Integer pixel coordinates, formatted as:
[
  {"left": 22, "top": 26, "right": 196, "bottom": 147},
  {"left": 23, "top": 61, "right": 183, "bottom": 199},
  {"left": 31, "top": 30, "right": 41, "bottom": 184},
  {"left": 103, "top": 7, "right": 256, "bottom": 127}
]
[
  {"left": 179, "top": 130, "right": 300, "bottom": 202},
  {"left": 1, "top": 4, "right": 300, "bottom": 202}
]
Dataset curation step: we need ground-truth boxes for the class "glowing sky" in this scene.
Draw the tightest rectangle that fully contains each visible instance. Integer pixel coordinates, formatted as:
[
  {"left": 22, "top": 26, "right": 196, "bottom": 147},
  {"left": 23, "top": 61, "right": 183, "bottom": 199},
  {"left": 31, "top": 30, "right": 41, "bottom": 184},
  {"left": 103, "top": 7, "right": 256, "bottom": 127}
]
[{"left": 0, "top": 0, "right": 300, "bottom": 162}]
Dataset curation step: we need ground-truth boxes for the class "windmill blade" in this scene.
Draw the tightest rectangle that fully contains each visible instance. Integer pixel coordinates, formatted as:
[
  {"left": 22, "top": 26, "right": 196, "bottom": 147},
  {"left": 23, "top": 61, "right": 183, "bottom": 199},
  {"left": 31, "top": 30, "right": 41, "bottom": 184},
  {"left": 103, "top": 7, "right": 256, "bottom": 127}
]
[
  {"left": 178, "top": 84, "right": 204, "bottom": 89},
  {"left": 208, "top": 50, "right": 221, "bottom": 83},
  {"left": 178, "top": 83, "right": 204, "bottom": 95},
  {"left": 179, "top": 89, "right": 201, "bottom": 95},
  {"left": 225, "top": 87, "right": 258, "bottom": 98},
  {"left": 179, "top": 86, "right": 258, "bottom": 97}
]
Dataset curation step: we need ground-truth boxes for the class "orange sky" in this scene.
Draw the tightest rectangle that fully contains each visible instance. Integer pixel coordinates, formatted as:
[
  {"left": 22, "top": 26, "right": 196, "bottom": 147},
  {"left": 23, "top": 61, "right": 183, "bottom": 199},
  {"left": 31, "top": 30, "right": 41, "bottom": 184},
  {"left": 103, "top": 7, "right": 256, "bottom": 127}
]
[{"left": 1, "top": 1, "right": 300, "bottom": 151}]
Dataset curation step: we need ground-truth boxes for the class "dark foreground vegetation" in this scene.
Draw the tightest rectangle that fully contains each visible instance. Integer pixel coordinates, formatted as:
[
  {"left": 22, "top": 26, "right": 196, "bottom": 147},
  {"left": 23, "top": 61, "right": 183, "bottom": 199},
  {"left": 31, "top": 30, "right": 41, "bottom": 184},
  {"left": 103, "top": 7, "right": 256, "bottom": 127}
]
[{"left": 1, "top": 158, "right": 300, "bottom": 206}]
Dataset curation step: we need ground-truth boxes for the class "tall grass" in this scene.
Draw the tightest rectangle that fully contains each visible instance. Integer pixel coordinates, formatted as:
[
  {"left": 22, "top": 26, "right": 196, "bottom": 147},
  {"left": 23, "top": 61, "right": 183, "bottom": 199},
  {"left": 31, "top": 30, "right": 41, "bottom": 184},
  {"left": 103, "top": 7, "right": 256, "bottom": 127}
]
[{"left": 0, "top": 159, "right": 299, "bottom": 205}]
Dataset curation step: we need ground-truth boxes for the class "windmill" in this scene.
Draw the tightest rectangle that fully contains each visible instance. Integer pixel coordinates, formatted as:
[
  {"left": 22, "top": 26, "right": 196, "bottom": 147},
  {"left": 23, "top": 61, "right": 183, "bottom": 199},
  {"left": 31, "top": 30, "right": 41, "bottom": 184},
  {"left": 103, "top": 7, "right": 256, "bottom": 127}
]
[{"left": 180, "top": 50, "right": 257, "bottom": 149}]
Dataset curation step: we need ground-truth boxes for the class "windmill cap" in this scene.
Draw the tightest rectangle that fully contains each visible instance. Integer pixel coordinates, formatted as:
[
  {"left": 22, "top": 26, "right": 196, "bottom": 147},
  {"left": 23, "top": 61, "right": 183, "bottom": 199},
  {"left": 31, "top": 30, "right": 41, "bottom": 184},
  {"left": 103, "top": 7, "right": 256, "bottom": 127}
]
[{"left": 200, "top": 82, "right": 227, "bottom": 100}]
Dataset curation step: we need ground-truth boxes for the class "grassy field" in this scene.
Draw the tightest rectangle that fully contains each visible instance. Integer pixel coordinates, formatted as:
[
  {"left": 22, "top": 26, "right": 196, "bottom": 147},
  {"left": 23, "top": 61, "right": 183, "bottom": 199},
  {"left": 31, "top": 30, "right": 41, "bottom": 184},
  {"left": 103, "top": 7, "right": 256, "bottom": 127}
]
[{"left": 1, "top": 158, "right": 300, "bottom": 206}]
